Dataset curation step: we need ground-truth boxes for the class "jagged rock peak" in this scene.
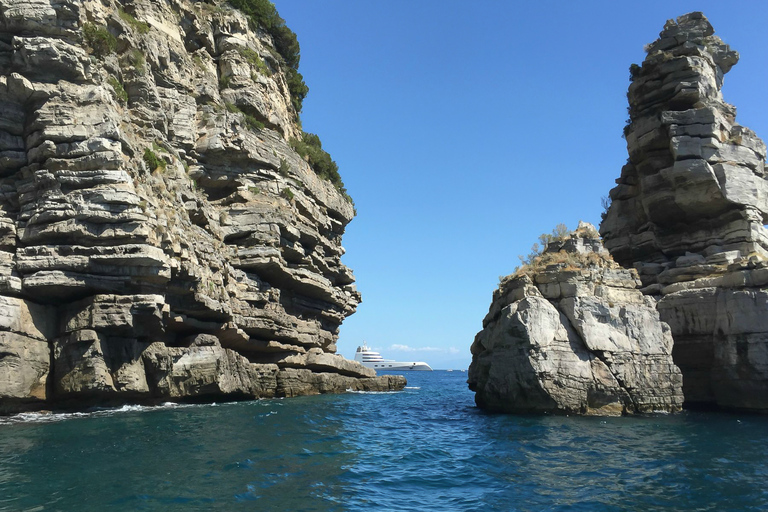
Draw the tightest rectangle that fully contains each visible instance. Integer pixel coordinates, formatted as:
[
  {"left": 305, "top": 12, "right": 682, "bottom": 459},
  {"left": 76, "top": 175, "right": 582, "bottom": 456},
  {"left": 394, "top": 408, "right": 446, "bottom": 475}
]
[
  {"left": 601, "top": 11, "right": 768, "bottom": 277},
  {"left": 469, "top": 224, "right": 683, "bottom": 416},
  {"left": 0, "top": 0, "right": 404, "bottom": 414},
  {"left": 599, "top": 12, "right": 768, "bottom": 412},
  {"left": 644, "top": 12, "right": 739, "bottom": 90},
  {"left": 631, "top": 12, "right": 738, "bottom": 121}
]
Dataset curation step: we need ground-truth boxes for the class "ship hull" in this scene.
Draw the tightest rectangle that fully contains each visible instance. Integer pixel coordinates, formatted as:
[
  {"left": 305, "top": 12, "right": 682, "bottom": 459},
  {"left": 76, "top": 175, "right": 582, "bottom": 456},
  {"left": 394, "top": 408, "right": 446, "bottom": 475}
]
[
  {"left": 354, "top": 342, "right": 433, "bottom": 371},
  {"left": 362, "top": 362, "right": 433, "bottom": 371}
]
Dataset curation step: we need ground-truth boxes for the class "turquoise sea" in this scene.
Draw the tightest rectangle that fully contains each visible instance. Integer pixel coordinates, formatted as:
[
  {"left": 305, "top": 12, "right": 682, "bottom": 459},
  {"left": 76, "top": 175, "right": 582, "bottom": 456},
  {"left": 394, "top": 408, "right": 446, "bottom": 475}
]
[{"left": 0, "top": 371, "right": 766, "bottom": 511}]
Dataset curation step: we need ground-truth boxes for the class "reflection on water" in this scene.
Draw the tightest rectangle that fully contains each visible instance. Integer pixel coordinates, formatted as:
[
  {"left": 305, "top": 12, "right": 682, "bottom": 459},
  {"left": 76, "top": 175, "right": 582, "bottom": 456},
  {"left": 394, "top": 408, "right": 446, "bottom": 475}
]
[{"left": 0, "top": 373, "right": 767, "bottom": 511}]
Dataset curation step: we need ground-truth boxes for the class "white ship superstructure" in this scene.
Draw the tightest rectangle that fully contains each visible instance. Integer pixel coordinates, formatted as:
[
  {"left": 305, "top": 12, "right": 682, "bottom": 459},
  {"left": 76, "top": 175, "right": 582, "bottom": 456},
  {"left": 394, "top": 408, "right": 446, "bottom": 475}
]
[{"left": 354, "top": 342, "right": 433, "bottom": 371}]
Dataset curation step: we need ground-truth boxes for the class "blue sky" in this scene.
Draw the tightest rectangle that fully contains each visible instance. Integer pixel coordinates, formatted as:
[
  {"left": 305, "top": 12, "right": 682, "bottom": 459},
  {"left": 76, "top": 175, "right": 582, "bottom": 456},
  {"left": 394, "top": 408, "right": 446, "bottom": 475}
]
[{"left": 274, "top": 1, "right": 768, "bottom": 369}]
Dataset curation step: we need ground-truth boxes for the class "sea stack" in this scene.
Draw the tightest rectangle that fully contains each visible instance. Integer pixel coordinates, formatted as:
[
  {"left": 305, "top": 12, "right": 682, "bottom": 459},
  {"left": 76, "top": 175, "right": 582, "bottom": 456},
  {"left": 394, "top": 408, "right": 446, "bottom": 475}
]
[
  {"left": 468, "top": 223, "right": 683, "bottom": 415},
  {"left": 0, "top": 0, "right": 404, "bottom": 414},
  {"left": 600, "top": 12, "right": 768, "bottom": 411}
]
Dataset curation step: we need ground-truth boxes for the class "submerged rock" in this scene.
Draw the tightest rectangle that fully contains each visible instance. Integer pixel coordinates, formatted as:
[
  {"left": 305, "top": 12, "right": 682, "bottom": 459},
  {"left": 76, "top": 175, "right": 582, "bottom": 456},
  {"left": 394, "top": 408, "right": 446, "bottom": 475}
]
[
  {"left": 600, "top": 12, "right": 768, "bottom": 411},
  {"left": 0, "top": 0, "right": 404, "bottom": 413},
  {"left": 469, "top": 224, "right": 683, "bottom": 415}
]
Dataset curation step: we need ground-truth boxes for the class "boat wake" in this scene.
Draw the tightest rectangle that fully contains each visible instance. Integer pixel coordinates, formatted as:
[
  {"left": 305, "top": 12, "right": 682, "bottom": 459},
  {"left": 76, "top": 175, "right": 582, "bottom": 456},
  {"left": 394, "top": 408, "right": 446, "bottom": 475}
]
[{"left": 345, "top": 389, "right": 403, "bottom": 395}]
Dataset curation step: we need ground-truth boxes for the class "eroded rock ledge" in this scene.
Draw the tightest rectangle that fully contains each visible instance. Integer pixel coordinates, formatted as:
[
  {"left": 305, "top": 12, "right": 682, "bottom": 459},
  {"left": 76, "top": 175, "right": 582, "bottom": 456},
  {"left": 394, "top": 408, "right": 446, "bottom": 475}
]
[
  {"left": 0, "top": 0, "right": 404, "bottom": 414},
  {"left": 469, "top": 224, "right": 683, "bottom": 416},
  {"left": 600, "top": 12, "right": 768, "bottom": 410}
]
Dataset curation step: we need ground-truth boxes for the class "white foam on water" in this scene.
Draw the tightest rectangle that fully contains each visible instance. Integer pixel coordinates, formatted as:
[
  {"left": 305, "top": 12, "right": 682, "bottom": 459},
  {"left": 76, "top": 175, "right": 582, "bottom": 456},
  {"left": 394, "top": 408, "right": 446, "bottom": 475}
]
[
  {"left": 0, "top": 411, "right": 89, "bottom": 425},
  {"left": 0, "top": 401, "right": 202, "bottom": 425}
]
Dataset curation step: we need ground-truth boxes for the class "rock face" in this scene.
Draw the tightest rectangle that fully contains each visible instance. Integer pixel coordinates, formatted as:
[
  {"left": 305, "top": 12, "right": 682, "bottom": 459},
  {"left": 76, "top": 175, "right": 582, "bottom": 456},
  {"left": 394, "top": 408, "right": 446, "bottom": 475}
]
[
  {"left": 600, "top": 12, "right": 768, "bottom": 410},
  {"left": 468, "top": 224, "right": 683, "bottom": 415},
  {"left": 0, "top": 0, "right": 404, "bottom": 413}
]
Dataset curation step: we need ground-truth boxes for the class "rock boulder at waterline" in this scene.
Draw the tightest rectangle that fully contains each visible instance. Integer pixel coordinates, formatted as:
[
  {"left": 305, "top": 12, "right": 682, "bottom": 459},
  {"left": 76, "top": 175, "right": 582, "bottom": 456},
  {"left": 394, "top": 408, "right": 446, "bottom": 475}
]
[{"left": 468, "top": 224, "right": 683, "bottom": 415}]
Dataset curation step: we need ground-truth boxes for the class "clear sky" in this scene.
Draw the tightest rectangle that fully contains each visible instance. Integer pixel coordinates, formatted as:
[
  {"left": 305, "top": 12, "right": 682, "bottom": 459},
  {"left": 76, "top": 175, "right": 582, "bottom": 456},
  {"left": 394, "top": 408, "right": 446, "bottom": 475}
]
[{"left": 273, "top": 1, "right": 768, "bottom": 370}]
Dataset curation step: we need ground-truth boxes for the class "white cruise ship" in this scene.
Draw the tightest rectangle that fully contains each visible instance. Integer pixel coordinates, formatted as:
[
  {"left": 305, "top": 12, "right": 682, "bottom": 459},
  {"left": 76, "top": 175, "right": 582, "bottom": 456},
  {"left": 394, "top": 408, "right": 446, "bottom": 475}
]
[{"left": 354, "top": 342, "right": 433, "bottom": 371}]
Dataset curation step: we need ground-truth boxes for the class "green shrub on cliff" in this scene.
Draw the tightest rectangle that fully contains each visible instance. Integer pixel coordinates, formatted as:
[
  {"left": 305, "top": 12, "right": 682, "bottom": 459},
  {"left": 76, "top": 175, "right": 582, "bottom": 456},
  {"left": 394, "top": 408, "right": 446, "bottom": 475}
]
[
  {"left": 107, "top": 76, "right": 128, "bottom": 104},
  {"left": 238, "top": 46, "right": 272, "bottom": 77},
  {"left": 118, "top": 7, "right": 150, "bottom": 34},
  {"left": 280, "top": 187, "right": 294, "bottom": 201},
  {"left": 290, "top": 132, "right": 351, "bottom": 201},
  {"left": 121, "top": 49, "right": 146, "bottom": 74},
  {"left": 511, "top": 223, "right": 608, "bottom": 280},
  {"left": 226, "top": 0, "right": 307, "bottom": 112},
  {"left": 244, "top": 114, "right": 265, "bottom": 131},
  {"left": 83, "top": 23, "right": 117, "bottom": 58},
  {"left": 285, "top": 69, "right": 308, "bottom": 112},
  {"left": 516, "top": 223, "right": 570, "bottom": 269},
  {"left": 225, "top": 102, "right": 265, "bottom": 131},
  {"left": 226, "top": 0, "right": 298, "bottom": 65},
  {"left": 143, "top": 148, "right": 166, "bottom": 172},
  {"left": 278, "top": 158, "right": 289, "bottom": 176},
  {"left": 224, "top": 1, "right": 351, "bottom": 205}
]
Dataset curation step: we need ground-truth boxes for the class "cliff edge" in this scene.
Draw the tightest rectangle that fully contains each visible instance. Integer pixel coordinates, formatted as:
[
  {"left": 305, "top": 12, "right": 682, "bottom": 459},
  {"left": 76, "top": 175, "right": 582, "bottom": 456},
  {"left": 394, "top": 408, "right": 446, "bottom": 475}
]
[{"left": 0, "top": 0, "right": 404, "bottom": 414}]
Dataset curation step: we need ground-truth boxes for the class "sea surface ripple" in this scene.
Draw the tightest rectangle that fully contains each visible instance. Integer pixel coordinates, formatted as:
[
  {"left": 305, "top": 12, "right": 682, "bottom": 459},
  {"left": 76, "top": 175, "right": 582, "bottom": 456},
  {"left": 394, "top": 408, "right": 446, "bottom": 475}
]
[{"left": 0, "top": 371, "right": 766, "bottom": 511}]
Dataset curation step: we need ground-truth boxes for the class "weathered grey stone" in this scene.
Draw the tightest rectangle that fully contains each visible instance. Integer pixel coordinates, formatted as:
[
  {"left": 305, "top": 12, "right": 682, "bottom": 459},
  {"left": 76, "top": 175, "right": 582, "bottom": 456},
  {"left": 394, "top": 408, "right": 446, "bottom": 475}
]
[
  {"left": 0, "top": 0, "right": 80, "bottom": 38},
  {"left": 53, "top": 329, "right": 150, "bottom": 397},
  {"left": 0, "top": 0, "right": 401, "bottom": 413},
  {"left": 12, "top": 36, "right": 91, "bottom": 83},
  {"left": 600, "top": 12, "right": 768, "bottom": 412},
  {"left": 276, "top": 368, "right": 406, "bottom": 398},
  {"left": 0, "top": 295, "right": 55, "bottom": 340},
  {"left": 469, "top": 225, "right": 683, "bottom": 415},
  {"left": 602, "top": 12, "right": 768, "bottom": 272},
  {"left": 142, "top": 342, "right": 278, "bottom": 399},
  {"left": 0, "top": 296, "right": 53, "bottom": 404},
  {"left": 0, "top": 332, "right": 50, "bottom": 402},
  {"left": 273, "top": 348, "right": 376, "bottom": 378}
]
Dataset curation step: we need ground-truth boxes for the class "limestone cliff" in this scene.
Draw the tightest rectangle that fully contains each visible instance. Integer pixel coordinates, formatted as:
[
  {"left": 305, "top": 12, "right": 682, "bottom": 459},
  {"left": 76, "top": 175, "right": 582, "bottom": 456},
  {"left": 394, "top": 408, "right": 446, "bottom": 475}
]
[
  {"left": 600, "top": 12, "right": 768, "bottom": 410},
  {"left": 0, "top": 0, "right": 404, "bottom": 413},
  {"left": 468, "top": 223, "right": 683, "bottom": 415}
]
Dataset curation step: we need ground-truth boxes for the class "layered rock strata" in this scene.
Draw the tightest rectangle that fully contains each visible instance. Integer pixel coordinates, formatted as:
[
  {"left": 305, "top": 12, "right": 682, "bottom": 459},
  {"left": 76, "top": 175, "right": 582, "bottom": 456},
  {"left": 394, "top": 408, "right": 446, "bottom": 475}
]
[
  {"left": 469, "top": 224, "right": 683, "bottom": 415},
  {"left": 600, "top": 12, "right": 768, "bottom": 410},
  {"left": 0, "top": 0, "right": 404, "bottom": 413}
]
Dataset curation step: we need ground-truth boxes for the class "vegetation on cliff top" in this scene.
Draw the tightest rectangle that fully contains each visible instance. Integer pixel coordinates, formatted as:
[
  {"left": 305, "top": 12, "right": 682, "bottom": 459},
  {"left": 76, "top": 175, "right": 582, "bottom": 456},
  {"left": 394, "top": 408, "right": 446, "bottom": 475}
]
[
  {"left": 227, "top": 0, "right": 308, "bottom": 113},
  {"left": 226, "top": 0, "right": 351, "bottom": 205},
  {"left": 517, "top": 223, "right": 570, "bottom": 269},
  {"left": 505, "top": 223, "right": 607, "bottom": 283},
  {"left": 85, "top": 0, "right": 351, "bottom": 206}
]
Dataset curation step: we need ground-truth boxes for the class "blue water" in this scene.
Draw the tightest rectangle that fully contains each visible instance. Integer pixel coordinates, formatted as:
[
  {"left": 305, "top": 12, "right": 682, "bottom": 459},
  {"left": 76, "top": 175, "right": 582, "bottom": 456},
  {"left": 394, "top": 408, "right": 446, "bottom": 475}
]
[{"left": 0, "top": 371, "right": 767, "bottom": 511}]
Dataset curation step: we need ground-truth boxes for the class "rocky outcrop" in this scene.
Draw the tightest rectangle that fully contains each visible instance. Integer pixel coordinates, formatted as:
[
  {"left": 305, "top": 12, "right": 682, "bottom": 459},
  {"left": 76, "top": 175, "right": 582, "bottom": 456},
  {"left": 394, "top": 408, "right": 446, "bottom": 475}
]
[
  {"left": 0, "top": 296, "right": 54, "bottom": 412},
  {"left": 600, "top": 12, "right": 768, "bottom": 410},
  {"left": 469, "top": 223, "right": 683, "bottom": 415},
  {"left": 0, "top": 0, "right": 404, "bottom": 413}
]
